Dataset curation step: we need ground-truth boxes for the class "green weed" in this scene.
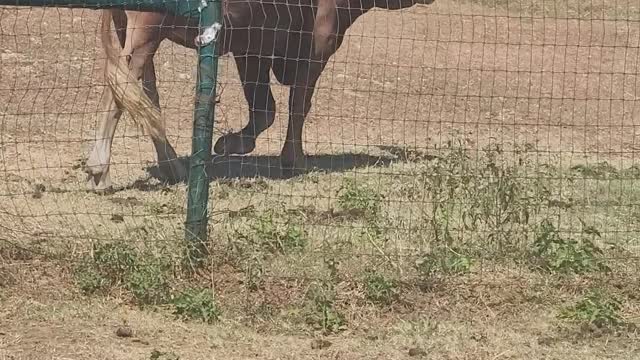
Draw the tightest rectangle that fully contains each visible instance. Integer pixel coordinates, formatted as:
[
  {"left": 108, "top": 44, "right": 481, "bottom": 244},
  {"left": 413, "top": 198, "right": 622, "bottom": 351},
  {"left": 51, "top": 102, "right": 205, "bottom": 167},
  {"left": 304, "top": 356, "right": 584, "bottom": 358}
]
[
  {"left": 422, "top": 139, "right": 474, "bottom": 245},
  {"left": 559, "top": 290, "right": 623, "bottom": 328},
  {"left": 462, "top": 146, "right": 549, "bottom": 253},
  {"left": 305, "top": 280, "right": 346, "bottom": 334},
  {"left": 145, "top": 201, "right": 184, "bottom": 215},
  {"left": 419, "top": 142, "right": 549, "bottom": 255},
  {"left": 363, "top": 270, "right": 399, "bottom": 305},
  {"left": 532, "top": 220, "right": 610, "bottom": 274}
]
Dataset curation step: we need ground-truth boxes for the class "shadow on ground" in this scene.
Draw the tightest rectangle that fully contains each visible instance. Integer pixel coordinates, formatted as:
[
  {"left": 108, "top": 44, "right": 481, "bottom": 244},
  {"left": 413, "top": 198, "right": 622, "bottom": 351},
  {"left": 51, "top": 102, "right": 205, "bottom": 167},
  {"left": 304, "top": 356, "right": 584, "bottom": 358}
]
[
  {"left": 151, "top": 152, "right": 395, "bottom": 181},
  {"left": 106, "top": 146, "right": 434, "bottom": 193}
]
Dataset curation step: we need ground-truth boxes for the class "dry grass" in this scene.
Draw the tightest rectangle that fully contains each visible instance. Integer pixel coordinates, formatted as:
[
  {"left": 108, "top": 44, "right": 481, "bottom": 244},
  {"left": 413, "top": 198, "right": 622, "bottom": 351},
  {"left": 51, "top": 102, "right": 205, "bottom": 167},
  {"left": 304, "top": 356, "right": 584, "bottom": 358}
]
[
  {"left": 3, "top": 151, "right": 640, "bottom": 358},
  {"left": 2, "top": 0, "right": 640, "bottom": 358},
  {"left": 1, "top": 262, "right": 639, "bottom": 359}
]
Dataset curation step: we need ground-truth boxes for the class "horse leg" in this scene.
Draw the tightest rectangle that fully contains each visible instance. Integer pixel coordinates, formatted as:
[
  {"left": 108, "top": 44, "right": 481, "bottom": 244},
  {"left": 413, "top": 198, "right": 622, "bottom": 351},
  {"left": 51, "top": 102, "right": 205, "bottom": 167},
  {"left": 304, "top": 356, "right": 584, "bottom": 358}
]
[
  {"left": 85, "top": 54, "right": 154, "bottom": 190},
  {"left": 87, "top": 11, "right": 185, "bottom": 188},
  {"left": 141, "top": 58, "right": 185, "bottom": 183},
  {"left": 213, "top": 55, "right": 275, "bottom": 155},
  {"left": 112, "top": 9, "right": 128, "bottom": 48},
  {"left": 279, "top": 61, "right": 324, "bottom": 174},
  {"left": 85, "top": 87, "right": 123, "bottom": 190},
  {"left": 84, "top": 10, "right": 129, "bottom": 190}
]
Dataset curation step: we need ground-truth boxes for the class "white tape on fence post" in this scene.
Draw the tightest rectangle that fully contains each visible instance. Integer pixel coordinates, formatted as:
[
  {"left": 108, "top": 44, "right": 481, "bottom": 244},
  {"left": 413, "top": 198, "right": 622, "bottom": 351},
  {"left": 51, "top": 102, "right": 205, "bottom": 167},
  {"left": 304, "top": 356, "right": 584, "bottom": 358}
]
[
  {"left": 195, "top": 23, "right": 222, "bottom": 47},
  {"left": 198, "top": 0, "right": 208, "bottom": 12}
]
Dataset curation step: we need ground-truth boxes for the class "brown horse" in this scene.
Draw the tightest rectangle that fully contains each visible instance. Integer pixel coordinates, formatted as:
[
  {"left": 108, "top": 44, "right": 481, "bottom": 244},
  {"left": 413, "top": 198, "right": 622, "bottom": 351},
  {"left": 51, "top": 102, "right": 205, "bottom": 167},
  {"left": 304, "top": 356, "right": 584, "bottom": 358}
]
[{"left": 87, "top": 0, "right": 435, "bottom": 190}]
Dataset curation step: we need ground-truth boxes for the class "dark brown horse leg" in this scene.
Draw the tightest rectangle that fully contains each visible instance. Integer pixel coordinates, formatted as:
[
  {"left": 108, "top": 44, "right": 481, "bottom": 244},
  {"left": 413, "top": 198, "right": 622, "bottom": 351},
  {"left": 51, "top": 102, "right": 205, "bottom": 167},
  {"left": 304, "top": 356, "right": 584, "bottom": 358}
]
[
  {"left": 112, "top": 9, "right": 128, "bottom": 48},
  {"left": 213, "top": 55, "right": 275, "bottom": 155},
  {"left": 280, "top": 61, "right": 323, "bottom": 174}
]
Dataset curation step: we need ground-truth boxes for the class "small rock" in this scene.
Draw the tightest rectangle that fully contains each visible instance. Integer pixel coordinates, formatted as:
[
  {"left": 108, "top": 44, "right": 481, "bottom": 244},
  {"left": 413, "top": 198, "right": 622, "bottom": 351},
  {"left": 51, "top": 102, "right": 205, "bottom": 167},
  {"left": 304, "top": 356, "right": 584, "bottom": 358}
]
[
  {"left": 150, "top": 350, "right": 180, "bottom": 360},
  {"left": 408, "top": 347, "right": 427, "bottom": 357},
  {"left": 116, "top": 326, "right": 133, "bottom": 338},
  {"left": 311, "top": 339, "right": 332, "bottom": 350},
  {"left": 32, "top": 183, "right": 46, "bottom": 199},
  {"left": 537, "top": 336, "right": 554, "bottom": 346},
  {"left": 0, "top": 269, "right": 16, "bottom": 287},
  {"left": 1, "top": 52, "right": 17, "bottom": 61},
  {"left": 111, "top": 214, "right": 125, "bottom": 223}
]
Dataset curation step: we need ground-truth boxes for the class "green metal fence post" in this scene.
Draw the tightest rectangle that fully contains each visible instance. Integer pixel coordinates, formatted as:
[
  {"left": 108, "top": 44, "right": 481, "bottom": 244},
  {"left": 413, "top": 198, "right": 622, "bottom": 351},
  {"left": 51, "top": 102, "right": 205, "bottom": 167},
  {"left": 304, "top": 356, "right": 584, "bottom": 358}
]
[
  {"left": 184, "top": 0, "right": 221, "bottom": 266},
  {"left": 0, "top": 0, "right": 218, "bottom": 266},
  {"left": 0, "top": 0, "right": 202, "bottom": 15}
]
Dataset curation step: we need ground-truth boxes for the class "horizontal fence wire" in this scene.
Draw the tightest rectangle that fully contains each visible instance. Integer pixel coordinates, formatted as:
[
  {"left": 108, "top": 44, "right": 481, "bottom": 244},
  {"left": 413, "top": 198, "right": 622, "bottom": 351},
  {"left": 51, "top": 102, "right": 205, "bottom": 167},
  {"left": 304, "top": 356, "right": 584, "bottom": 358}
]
[{"left": 1, "top": 0, "right": 639, "bottom": 357}]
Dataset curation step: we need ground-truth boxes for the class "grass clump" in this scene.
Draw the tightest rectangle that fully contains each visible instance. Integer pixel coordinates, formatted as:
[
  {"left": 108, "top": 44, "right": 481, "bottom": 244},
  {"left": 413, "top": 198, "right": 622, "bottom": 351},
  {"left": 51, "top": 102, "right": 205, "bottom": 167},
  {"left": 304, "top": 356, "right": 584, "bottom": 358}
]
[
  {"left": 128, "top": 256, "right": 172, "bottom": 306},
  {"left": 91, "top": 241, "right": 137, "bottom": 284},
  {"left": 74, "top": 241, "right": 137, "bottom": 295},
  {"left": 252, "top": 211, "right": 307, "bottom": 254},
  {"left": 336, "top": 178, "right": 388, "bottom": 250},
  {"left": 337, "top": 178, "right": 382, "bottom": 219},
  {"left": 74, "top": 263, "right": 109, "bottom": 295},
  {"left": 225, "top": 206, "right": 306, "bottom": 291},
  {"left": 233, "top": 208, "right": 307, "bottom": 255},
  {"left": 559, "top": 290, "right": 623, "bottom": 328},
  {"left": 149, "top": 350, "right": 180, "bottom": 360},
  {"left": 415, "top": 247, "right": 472, "bottom": 278},
  {"left": 172, "top": 288, "right": 221, "bottom": 324},
  {"left": 74, "top": 241, "right": 173, "bottom": 306},
  {"left": 570, "top": 162, "right": 619, "bottom": 180}
]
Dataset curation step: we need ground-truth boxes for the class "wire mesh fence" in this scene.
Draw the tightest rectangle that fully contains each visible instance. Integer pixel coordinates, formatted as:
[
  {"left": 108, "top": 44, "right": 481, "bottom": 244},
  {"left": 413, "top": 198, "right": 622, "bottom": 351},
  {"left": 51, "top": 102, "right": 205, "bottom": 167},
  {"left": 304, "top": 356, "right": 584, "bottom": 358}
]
[{"left": 1, "top": 0, "right": 640, "bottom": 357}]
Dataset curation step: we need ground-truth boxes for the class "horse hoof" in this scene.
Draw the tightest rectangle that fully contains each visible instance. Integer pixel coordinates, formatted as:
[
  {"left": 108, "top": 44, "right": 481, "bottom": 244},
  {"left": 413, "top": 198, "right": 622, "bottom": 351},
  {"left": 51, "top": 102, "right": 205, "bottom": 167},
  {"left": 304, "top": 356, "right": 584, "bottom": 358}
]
[
  {"left": 158, "top": 158, "right": 187, "bottom": 184},
  {"left": 214, "top": 133, "right": 256, "bottom": 155},
  {"left": 85, "top": 173, "right": 113, "bottom": 193},
  {"left": 84, "top": 163, "right": 113, "bottom": 191}
]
